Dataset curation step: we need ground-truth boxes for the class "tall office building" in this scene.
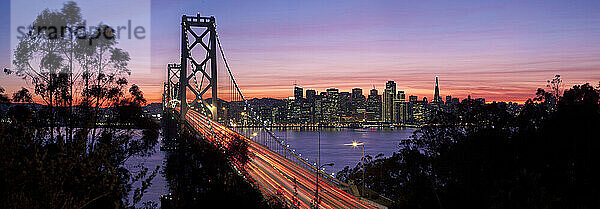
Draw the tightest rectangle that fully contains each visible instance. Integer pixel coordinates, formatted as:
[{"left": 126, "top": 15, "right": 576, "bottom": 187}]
[
  {"left": 370, "top": 88, "right": 378, "bottom": 97},
  {"left": 446, "top": 95, "right": 452, "bottom": 105},
  {"left": 393, "top": 90, "right": 407, "bottom": 124},
  {"left": 326, "top": 88, "right": 339, "bottom": 97},
  {"left": 394, "top": 100, "right": 409, "bottom": 124},
  {"left": 324, "top": 88, "right": 340, "bottom": 123},
  {"left": 398, "top": 91, "right": 406, "bottom": 102},
  {"left": 409, "top": 95, "right": 418, "bottom": 102},
  {"left": 433, "top": 76, "right": 441, "bottom": 103},
  {"left": 351, "top": 88, "right": 364, "bottom": 102},
  {"left": 451, "top": 97, "right": 459, "bottom": 105},
  {"left": 306, "top": 89, "right": 316, "bottom": 101},
  {"left": 294, "top": 86, "right": 303, "bottom": 100},
  {"left": 351, "top": 88, "right": 366, "bottom": 122},
  {"left": 412, "top": 101, "right": 428, "bottom": 125},
  {"left": 366, "top": 88, "right": 382, "bottom": 121},
  {"left": 339, "top": 92, "right": 352, "bottom": 119},
  {"left": 382, "top": 81, "right": 396, "bottom": 122},
  {"left": 475, "top": 98, "right": 486, "bottom": 104}
]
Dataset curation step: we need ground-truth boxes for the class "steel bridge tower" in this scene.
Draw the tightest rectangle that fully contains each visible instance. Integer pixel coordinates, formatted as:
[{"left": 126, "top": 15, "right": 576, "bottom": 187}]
[{"left": 179, "top": 14, "right": 218, "bottom": 121}]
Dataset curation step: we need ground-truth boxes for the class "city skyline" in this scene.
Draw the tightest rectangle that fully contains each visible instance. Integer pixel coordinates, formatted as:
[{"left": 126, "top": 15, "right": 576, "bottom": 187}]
[
  {"left": 285, "top": 76, "right": 514, "bottom": 104},
  {"left": 225, "top": 77, "right": 506, "bottom": 127}
]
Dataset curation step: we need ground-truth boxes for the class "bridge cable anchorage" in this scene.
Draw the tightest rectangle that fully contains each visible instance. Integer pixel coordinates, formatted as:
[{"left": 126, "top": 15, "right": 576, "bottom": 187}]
[{"left": 216, "top": 34, "right": 349, "bottom": 188}]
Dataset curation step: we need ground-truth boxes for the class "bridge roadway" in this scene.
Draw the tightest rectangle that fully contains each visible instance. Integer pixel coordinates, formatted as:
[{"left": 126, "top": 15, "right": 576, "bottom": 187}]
[{"left": 183, "top": 109, "right": 379, "bottom": 208}]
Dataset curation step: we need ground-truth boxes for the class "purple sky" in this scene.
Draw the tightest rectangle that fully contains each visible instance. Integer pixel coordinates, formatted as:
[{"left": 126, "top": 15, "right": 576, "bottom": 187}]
[{"left": 2, "top": 0, "right": 600, "bottom": 103}]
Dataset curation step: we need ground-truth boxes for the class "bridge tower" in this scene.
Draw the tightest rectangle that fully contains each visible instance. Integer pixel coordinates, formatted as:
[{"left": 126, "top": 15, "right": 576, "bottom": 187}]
[
  {"left": 166, "top": 63, "right": 181, "bottom": 107},
  {"left": 179, "top": 14, "right": 218, "bottom": 121}
]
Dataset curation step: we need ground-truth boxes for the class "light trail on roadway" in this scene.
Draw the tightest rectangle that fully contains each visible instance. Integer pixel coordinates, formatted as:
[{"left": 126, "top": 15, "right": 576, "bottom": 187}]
[{"left": 183, "top": 109, "right": 379, "bottom": 208}]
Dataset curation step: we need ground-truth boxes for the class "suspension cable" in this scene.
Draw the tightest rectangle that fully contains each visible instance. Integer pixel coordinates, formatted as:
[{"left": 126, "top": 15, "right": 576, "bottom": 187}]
[{"left": 216, "top": 34, "right": 347, "bottom": 187}]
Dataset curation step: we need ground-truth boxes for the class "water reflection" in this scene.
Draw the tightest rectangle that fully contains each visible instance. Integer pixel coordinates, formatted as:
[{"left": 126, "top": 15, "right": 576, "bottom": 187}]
[
  {"left": 132, "top": 127, "right": 415, "bottom": 207},
  {"left": 267, "top": 127, "right": 416, "bottom": 174}
]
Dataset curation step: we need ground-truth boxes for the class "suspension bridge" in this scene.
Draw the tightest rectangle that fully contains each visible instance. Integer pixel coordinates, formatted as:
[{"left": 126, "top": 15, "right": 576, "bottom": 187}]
[{"left": 162, "top": 14, "right": 388, "bottom": 209}]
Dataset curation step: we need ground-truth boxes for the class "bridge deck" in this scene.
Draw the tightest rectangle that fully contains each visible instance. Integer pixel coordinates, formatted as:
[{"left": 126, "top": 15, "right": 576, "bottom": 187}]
[{"left": 183, "top": 109, "right": 381, "bottom": 208}]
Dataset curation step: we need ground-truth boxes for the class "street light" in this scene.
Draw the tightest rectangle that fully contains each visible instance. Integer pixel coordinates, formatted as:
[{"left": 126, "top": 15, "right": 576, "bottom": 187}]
[
  {"left": 345, "top": 140, "right": 365, "bottom": 197},
  {"left": 313, "top": 124, "right": 323, "bottom": 208},
  {"left": 315, "top": 160, "right": 334, "bottom": 209}
]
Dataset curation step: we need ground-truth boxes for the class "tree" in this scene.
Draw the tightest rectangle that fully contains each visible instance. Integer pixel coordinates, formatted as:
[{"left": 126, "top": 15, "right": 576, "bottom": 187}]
[
  {"left": 1, "top": 2, "right": 158, "bottom": 208},
  {"left": 535, "top": 74, "right": 562, "bottom": 112},
  {"left": 12, "top": 87, "right": 33, "bottom": 103},
  {"left": 162, "top": 126, "right": 275, "bottom": 209},
  {"left": 337, "top": 78, "right": 600, "bottom": 209},
  {"left": 0, "top": 87, "right": 10, "bottom": 104}
]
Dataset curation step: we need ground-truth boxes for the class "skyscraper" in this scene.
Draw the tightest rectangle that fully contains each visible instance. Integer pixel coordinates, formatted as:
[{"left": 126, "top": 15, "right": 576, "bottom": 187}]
[
  {"left": 305, "top": 89, "right": 317, "bottom": 124},
  {"left": 366, "top": 88, "right": 382, "bottom": 122},
  {"left": 393, "top": 90, "right": 407, "bottom": 124},
  {"left": 433, "top": 76, "right": 441, "bottom": 103},
  {"left": 306, "top": 89, "right": 316, "bottom": 101},
  {"left": 409, "top": 95, "right": 418, "bottom": 102},
  {"left": 294, "top": 86, "right": 303, "bottom": 100},
  {"left": 475, "top": 98, "right": 486, "bottom": 104},
  {"left": 339, "top": 92, "right": 352, "bottom": 119},
  {"left": 324, "top": 88, "right": 340, "bottom": 123},
  {"left": 412, "top": 100, "right": 428, "bottom": 125},
  {"left": 451, "top": 97, "right": 459, "bottom": 105},
  {"left": 394, "top": 100, "right": 409, "bottom": 124},
  {"left": 398, "top": 91, "right": 406, "bottom": 102},
  {"left": 326, "top": 88, "right": 339, "bottom": 97},
  {"left": 446, "top": 95, "right": 452, "bottom": 105},
  {"left": 370, "top": 88, "right": 378, "bottom": 96},
  {"left": 382, "top": 81, "right": 396, "bottom": 123},
  {"left": 351, "top": 88, "right": 364, "bottom": 102},
  {"left": 351, "top": 88, "right": 366, "bottom": 122}
]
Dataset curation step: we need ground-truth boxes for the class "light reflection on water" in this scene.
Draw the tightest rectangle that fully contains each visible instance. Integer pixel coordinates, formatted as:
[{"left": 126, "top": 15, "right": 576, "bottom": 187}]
[{"left": 268, "top": 127, "right": 416, "bottom": 174}]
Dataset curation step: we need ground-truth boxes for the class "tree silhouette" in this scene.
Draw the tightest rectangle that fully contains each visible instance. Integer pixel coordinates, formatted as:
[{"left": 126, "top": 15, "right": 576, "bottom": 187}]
[
  {"left": 162, "top": 126, "right": 279, "bottom": 208},
  {"left": 0, "top": 87, "right": 10, "bottom": 104},
  {"left": 1, "top": 2, "right": 158, "bottom": 208},
  {"left": 337, "top": 77, "right": 600, "bottom": 209}
]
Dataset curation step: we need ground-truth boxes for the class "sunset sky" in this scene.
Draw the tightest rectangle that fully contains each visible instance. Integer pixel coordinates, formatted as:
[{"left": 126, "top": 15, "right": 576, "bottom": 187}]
[{"left": 1, "top": 0, "right": 600, "bottom": 104}]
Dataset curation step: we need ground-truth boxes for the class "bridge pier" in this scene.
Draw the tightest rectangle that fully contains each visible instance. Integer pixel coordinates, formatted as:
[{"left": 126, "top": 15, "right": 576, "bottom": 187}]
[{"left": 161, "top": 110, "right": 180, "bottom": 151}]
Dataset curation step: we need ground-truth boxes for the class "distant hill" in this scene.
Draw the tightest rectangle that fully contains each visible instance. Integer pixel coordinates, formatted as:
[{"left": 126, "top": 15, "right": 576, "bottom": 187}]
[
  {"left": 0, "top": 103, "right": 163, "bottom": 115},
  {"left": 0, "top": 103, "right": 45, "bottom": 115},
  {"left": 204, "top": 97, "right": 284, "bottom": 108},
  {"left": 246, "top": 98, "right": 284, "bottom": 108}
]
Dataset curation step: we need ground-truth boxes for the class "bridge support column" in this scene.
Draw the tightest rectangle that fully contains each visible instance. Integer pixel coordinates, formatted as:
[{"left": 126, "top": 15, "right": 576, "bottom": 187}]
[{"left": 180, "top": 16, "right": 188, "bottom": 121}]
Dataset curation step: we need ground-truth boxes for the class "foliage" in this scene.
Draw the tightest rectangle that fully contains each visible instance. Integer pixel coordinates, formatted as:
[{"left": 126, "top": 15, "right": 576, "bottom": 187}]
[
  {"left": 163, "top": 124, "right": 283, "bottom": 208},
  {"left": 226, "top": 134, "right": 251, "bottom": 166},
  {"left": 337, "top": 76, "right": 600, "bottom": 209},
  {"left": 0, "top": 84, "right": 159, "bottom": 208},
  {"left": 1, "top": 2, "right": 158, "bottom": 208},
  {"left": 0, "top": 87, "right": 10, "bottom": 103}
]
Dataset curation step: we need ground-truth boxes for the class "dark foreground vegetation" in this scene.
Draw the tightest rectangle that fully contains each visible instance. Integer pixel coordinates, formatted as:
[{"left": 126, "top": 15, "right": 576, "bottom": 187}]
[
  {"left": 337, "top": 77, "right": 600, "bottom": 209},
  {"left": 0, "top": 86, "right": 159, "bottom": 209},
  {"left": 1, "top": 2, "right": 159, "bottom": 208},
  {"left": 162, "top": 122, "right": 286, "bottom": 208}
]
